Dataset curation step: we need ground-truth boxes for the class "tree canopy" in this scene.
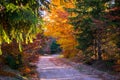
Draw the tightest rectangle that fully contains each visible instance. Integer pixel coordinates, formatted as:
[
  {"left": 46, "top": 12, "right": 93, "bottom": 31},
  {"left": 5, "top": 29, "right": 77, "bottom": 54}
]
[{"left": 66, "top": 0, "right": 120, "bottom": 60}]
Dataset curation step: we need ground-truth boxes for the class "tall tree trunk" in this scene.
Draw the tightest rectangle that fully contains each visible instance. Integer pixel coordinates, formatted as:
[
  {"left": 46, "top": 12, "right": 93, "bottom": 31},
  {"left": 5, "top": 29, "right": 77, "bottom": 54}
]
[
  {"left": 94, "top": 39, "right": 97, "bottom": 59},
  {"left": 97, "top": 31, "right": 102, "bottom": 60},
  {"left": 98, "top": 39, "right": 102, "bottom": 60}
]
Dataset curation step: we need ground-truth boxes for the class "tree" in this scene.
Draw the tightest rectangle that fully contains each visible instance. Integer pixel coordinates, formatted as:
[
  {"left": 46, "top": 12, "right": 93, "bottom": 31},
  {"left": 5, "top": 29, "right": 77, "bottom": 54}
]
[
  {"left": 50, "top": 40, "right": 60, "bottom": 54},
  {"left": 44, "top": 5, "right": 78, "bottom": 58},
  {"left": 0, "top": 0, "right": 50, "bottom": 55},
  {"left": 66, "top": 0, "right": 120, "bottom": 60}
]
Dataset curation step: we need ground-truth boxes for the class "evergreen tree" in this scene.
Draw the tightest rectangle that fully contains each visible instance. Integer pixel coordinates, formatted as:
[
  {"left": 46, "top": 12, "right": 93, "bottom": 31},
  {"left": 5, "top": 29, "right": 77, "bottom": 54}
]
[{"left": 50, "top": 41, "right": 60, "bottom": 54}]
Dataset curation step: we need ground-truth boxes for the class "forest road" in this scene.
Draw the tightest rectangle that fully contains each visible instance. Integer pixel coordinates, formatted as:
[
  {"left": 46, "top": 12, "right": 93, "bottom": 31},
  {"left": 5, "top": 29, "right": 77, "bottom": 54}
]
[{"left": 37, "top": 55, "right": 102, "bottom": 80}]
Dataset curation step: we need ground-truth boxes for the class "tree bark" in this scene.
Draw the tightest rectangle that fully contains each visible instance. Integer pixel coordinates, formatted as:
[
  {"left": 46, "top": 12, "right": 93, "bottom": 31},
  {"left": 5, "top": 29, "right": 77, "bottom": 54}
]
[{"left": 97, "top": 32, "right": 102, "bottom": 60}]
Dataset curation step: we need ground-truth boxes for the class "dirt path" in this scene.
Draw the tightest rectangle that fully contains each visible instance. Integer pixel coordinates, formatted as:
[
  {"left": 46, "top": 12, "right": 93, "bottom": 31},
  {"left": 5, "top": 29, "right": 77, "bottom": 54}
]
[{"left": 37, "top": 55, "right": 102, "bottom": 80}]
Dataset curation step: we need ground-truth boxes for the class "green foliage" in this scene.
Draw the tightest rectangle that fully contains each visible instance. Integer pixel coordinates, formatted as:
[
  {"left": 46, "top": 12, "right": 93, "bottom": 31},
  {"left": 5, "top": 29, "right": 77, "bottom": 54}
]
[
  {"left": 6, "top": 54, "right": 22, "bottom": 69},
  {"left": 66, "top": 0, "right": 120, "bottom": 60},
  {"left": 50, "top": 41, "right": 60, "bottom": 54},
  {"left": 0, "top": 0, "right": 48, "bottom": 53},
  {"left": 66, "top": 0, "right": 103, "bottom": 55},
  {"left": 75, "top": 18, "right": 94, "bottom": 51}
]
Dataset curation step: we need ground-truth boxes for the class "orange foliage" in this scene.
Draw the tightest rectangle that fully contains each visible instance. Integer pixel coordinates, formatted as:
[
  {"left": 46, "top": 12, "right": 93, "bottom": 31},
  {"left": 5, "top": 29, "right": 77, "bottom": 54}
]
[
  {"left": 51, "top": 0, "right": 75, "bottom": 8},
  {"left": 19, "top": 66, "right": 31, "bottom": 75},
  {"left": 44, "top": 5, "right": 78, "bottom": 58}
]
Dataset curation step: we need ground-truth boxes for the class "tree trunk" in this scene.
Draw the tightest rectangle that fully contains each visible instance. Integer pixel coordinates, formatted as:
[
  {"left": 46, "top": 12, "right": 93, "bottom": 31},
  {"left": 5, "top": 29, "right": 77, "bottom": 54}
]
[
  {"left": 94, "top": 39, "right": 97, "bottom": 59},
  {"left": 97, "top": 34, "right": 102, "bottom": 60}
]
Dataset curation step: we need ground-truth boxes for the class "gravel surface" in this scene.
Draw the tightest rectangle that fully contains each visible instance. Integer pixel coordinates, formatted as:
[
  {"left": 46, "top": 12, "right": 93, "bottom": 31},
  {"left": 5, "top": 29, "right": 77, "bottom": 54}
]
[
  {"left": 59, "top": 58, "right": 120, "bottom": 80},
  {"left": 37, "top": 55, "right": 103, "bottom": 80}
]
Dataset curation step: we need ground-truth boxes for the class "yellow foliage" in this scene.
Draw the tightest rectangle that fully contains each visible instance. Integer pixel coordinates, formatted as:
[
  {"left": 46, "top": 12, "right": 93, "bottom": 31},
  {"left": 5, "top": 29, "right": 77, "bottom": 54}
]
[
  {"left": 51, "top": 0, "right": 75, "bottom": 8},
  {"left": 44, "top": 3, "right": 78, "bottom": 58}
]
